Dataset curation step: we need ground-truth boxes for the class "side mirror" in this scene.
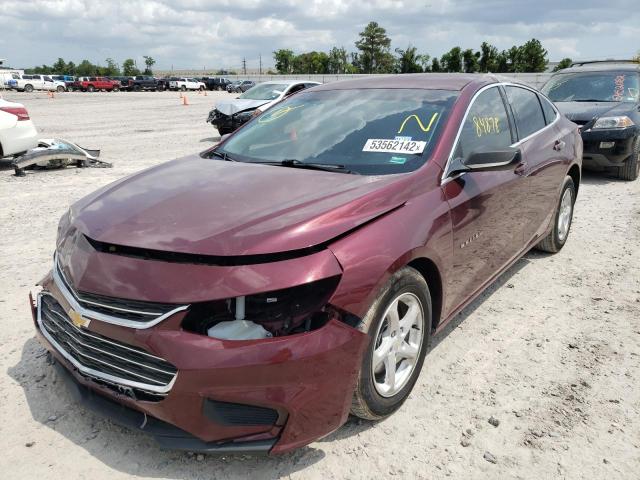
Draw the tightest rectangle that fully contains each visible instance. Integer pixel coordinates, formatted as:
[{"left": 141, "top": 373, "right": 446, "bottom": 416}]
[{"left": 448, "top": 146, "right": 521, "bottom": 177}]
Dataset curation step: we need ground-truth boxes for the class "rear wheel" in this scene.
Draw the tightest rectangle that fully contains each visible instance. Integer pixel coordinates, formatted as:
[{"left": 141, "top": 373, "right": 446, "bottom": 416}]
[
  {"left": 87, "top": 85, "right": 95, "bottom": 92},
  {"left": 112, "top": 86, "right": 120, "bottom": 92},
  {"left": 535, "top": 176, "right": 576, "bottom": 253},
  {"left": 24, "top": 84, "right": 34, "bottom": 93},
  {"left": 351, "top": 267, "right": 431, "bottom": 420},
  {"left": 133, "top": 85, "right": 141, "bottom": 92},
  {"left": 56, "top": 85, "right": 65, "bottom": 92},
  {"left": 618, "top": 136, "right": 639, "bottom": 181},
  {"left": 181, "top": 85, "right": 187, "bottom": 92}
]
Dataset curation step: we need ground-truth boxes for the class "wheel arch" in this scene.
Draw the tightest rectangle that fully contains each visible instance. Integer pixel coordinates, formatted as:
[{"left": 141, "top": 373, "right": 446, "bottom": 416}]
[
  {"left": 406, "top": 257, "right": 443, "bottom": 331},
  {"left": 568, "top": 163, "right": 580, "bottom": 196}
]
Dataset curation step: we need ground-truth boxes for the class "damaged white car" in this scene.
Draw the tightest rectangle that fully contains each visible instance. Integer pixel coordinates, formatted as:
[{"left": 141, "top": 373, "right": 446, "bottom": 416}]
[{"left": 206, "top": 80, "right": 320, "bottom": 135}]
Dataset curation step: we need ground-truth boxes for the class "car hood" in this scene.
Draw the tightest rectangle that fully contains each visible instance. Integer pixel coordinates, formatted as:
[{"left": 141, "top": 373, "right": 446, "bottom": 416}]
[
  {"left": 554, "top": 101, "right": 634, "bottom": 124},
  {"left": 70, "top": 155, "right": 411, "bottom": 257},
  {"left": 214, "top": 99, "right": 268, "bottom": 116}
]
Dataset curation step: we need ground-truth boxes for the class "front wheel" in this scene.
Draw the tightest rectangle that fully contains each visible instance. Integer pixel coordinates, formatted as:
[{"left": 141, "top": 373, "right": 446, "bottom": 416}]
[
  {"left": 87, "top": 85, "right": 95, "bottom": 92},
  {"left": 24, "top": 84, "right": 34, "bottom": 93},
  {"left": 181, "top": 85, "right": 187, "bottom": 92},
  {"left": 618, "top": 136, "right": 639, "bottom": 181},
  {"left": 351, "top": 267, "right": 431, "bottom": 420},
  {"left": 112, "top": 86, "right": 120, "bottom": 92},
  {"left": 535, "top": 176, "right": 576, "bottom": 253},
  {"left": 56, "top": 86, "right": 65, "bottom": 92}
]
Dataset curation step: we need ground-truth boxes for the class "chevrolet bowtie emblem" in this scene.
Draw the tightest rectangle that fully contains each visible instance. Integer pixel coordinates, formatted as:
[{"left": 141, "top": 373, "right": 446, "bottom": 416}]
[{"left": 68, "top": 309, "right": 90, "bottom": 329}]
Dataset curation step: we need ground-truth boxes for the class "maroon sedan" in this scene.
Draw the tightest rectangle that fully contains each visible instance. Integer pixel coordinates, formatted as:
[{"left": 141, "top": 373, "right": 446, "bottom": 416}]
[{"left": 31, "top": 74, "right": 581, "bottom": 454}]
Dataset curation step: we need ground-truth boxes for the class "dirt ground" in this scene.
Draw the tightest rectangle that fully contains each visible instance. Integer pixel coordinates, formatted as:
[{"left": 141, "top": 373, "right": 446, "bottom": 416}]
[{"left": 0, "top": 90, "right": 639, "bottom": 480}]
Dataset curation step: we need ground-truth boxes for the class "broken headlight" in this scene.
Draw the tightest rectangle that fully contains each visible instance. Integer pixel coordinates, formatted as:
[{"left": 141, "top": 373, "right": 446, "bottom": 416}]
[{"left": 181, "top": 276, "right": 341, "bottom": 337}]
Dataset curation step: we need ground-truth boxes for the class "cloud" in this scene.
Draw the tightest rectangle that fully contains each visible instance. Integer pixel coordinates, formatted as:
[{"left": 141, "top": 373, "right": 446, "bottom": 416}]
[{"left": 1, "top": 0, "right": 638, "bottom": 71}]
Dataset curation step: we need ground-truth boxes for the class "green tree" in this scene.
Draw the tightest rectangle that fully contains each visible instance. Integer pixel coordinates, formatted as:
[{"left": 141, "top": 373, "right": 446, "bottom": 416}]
[
  {"left": 292, "top": 51, "right": 329, "bottom": 74},
  {"left": 355, "top": 21, "right": 392, "bottom": 73},
  {"left": 394, "top": 45, "right": 425, "bottom": 73},
  {"left": 66, "top": 61, "right": 76, "bottom": 75},
  {"left": 479, "top": 42, "right": 499, "bottom": 72},
  {"left": 273, "top": 49, "right": 296, "bottom": 74},
  {"left": 52, "top": 57, "right": 66, "bottom": 74},
  {"left": 76, "top": 59, "right": 96, "bottom": 76},
  {"left": 122, "top": 58, "right": 139, "bottom": 76},
  {"left": 553, "top": 57, "right": 572, "bottom": 72},
  {"left": 495, "top": 50, "right": 510, "bottom": 72},
  {"left": 431, "top": 57, "right": 442, "bottom": 72},
  {"left": 143, "top": 55, "right": 155, "bottom": 75},
  {"left": 327, "top": 46, "right": 349, "bottom": 74},
  {"left": 518, "top": 38, "right": 548, "bottom": 72},
  {"left": 104, "top": 58, "right": 121, "bottom": 76},
  {"left": 440, "top": 47, "right": 463, "bottom": 72},
  {"left": 462, "top": 48, "right": 480, "bottom": 73},
  {"left": 505, "top": 46, "right": 522, "bottom": 72}
]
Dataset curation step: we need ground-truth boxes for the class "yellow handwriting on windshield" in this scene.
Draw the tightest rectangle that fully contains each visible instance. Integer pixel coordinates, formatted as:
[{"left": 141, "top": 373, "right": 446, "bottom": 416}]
[
  {"left": 397, "top": 112, "right": 439, "bottom": 134},
  {"left": 258, "top": 104, "right": 305, "bottom": 124}
]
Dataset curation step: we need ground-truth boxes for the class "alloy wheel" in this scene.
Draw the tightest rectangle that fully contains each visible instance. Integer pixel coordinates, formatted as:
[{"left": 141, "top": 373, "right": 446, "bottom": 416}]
[
  {"left": 371, "top": 292, "right": 424, "bottom": 397},
  {"left": 557, "top": 188, "right": 573, "bottom": 242}
]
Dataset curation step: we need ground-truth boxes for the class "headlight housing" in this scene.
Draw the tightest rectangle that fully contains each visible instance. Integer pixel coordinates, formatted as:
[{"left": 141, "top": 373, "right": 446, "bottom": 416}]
[{"left": 592, "top": 116, "right": 635, "bottom": 129}]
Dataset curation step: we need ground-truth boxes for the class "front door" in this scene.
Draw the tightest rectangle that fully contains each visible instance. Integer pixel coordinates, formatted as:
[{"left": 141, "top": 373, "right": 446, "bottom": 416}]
[{"left": 442, "top": 85, "right": 529, "bottom": 316}]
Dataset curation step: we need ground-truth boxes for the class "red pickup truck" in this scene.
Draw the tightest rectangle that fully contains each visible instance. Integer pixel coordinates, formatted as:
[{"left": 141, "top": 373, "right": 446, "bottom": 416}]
[{"left": 72, "top": 77, "right": 120, "bottom": 92}]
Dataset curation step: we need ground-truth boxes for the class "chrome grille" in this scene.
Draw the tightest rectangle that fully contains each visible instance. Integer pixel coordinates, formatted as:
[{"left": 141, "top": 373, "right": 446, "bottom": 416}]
[
  {"left": 53, "top": 254, "right": 189, "bottom": 329},
  {"left": 38, "top": 293, "right": 177, "bottom": 397}
]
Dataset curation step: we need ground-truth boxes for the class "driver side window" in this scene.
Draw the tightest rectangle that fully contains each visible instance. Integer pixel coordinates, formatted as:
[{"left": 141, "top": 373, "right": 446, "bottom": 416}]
[{"left": 454, "top": 87, "right": 512, "bottom": 161}]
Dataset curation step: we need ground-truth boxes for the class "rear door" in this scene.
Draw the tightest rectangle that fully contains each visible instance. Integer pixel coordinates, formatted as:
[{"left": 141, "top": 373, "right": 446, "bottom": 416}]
[
  {"left": 504, "top": 85, "right": 568, "bottom": 243},
  {"left": 441, "top": 85, "right": 529, "bottom": 316}
]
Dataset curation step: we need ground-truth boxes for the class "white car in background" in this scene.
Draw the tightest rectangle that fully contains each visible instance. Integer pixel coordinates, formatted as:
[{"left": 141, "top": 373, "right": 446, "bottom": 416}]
[
  {"left": 207, "top": 80, "right": 321, "bottom": 134},
  {"left": 13, "top": 74, "right": 66, "bottom": 93},
  {"left": 0, "top": 98, "right": 38, "bottom": 157},
  {"left": 169, "top": 78, "right": 205, "bottom": 91}
]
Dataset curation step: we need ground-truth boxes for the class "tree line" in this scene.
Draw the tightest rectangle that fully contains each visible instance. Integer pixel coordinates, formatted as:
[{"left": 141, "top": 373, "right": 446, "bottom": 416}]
[
  {"left": 275, "top": 21, "right": 571, "bottom": 75},
  {"left": 25, "top": 56, "right": 156, "bottom": 76}
]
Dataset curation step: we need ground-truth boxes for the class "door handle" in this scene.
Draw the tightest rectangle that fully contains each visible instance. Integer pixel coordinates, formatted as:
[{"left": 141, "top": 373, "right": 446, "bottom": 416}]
[{"left": 553, "top": 140, "right": 565, "bottom": 151}]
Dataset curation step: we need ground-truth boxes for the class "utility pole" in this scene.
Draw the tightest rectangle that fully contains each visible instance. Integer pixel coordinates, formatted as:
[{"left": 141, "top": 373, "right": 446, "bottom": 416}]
[
  {"left": 259, "top": 54, "right": 262, "bottom": 75},
  {"left": 242, "top": 57, "right": 247, "bottom": 75}
]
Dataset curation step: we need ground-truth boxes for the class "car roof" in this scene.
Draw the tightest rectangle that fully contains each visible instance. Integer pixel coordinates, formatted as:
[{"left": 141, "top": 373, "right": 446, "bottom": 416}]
[
  {"left": 557, "top": 61, "right": 640, "bottom": 73},
  {"left": 258, "top": 79, "right": 321, "bottom": 86},
  {"left": 311, "top": 73, "right": 497, "bottom": 92}
]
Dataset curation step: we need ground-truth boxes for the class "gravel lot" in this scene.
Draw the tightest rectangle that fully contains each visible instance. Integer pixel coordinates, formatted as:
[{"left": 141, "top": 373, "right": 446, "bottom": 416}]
[{"left": 1, "top": 90, "right": 639, "bottom": 479}]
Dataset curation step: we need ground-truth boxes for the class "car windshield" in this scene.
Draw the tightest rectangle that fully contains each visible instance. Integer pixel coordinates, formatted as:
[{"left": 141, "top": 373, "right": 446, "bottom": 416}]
[
  {"left": 239, "top": 83, "right": 288, "bottom": 100},
  {"left": 542, "top": 72, "right": 640, "bottom": 102},
  {"left": 216, "top": 88, "right": 458, "bottom": 175}
]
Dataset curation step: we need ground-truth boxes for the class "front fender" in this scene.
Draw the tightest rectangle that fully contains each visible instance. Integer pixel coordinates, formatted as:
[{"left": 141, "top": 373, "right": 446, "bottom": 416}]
[{"left": 327, "top": 187, "right": 452, "bottom": 320}]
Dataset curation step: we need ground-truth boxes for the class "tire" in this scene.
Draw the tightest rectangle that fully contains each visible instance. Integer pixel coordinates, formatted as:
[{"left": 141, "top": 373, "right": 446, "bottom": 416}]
[
  {"left": 535, "top": 176, "right": 576, "bottom": 253},
  {"left": 351, "top": 266, "right": 432, "bottom": 420},
  {"left": 113, "top": 86, "right": 120, "bottom": 92},
  {"left": 56, "top": 85, "right": 65, "bottom": 92},
  {"left": 618, "top": 136, "right": 639, "bottom": 181},
  {"left": 133, "top": 85, "right": 141, "bottom": 92},
  {"left": 180, "top": 85, "right": 187, "bottom": 92},
  {"left": 87, "top": 85, "right": 95, "bottom": 92},
  {"left": 24, "top": 84, "right": 34, "bottom": 93}
]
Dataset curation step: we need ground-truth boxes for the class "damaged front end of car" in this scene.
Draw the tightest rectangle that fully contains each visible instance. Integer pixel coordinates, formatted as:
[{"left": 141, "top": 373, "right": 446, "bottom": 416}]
[{"left": 31, "top": 219, "right": 369, "bottom": 454}]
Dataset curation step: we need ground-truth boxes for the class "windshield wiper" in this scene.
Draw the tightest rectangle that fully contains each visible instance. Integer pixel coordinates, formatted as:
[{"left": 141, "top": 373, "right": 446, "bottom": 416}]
[
  {"left": 265, "top": 159, "right": 358, "bottom": 174},
  {"left": 572, "top": 99, "right": 609, "bottom": 102},
  {"left": 208, "top": 150, "right": 235, "bottom": 161}
]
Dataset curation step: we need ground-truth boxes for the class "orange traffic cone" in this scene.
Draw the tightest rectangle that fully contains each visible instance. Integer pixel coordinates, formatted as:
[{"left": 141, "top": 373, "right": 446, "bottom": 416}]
[{"left": 182, "top": 95, "right": 189, "bottom": 106}]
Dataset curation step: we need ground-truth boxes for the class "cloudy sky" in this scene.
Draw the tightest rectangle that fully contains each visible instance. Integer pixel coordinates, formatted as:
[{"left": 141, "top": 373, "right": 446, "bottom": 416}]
[{"left": 1, "top": 0, "right": 638, "bottom": 71}]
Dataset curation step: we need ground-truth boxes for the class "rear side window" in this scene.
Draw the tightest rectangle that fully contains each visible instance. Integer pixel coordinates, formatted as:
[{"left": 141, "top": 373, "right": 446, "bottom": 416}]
[
  {"left": 539, "top": 95, "right": 558, "bottom": 125},
  {"left": 454, "top": 86, "right": 512, "bottom": 161},
  {"left": 505, "top": 86, "right": 546, "bottom": 139}
]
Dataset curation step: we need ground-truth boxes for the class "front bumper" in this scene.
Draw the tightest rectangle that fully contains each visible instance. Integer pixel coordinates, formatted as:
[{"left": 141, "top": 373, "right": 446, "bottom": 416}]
[
  {"left": 207, "top": 110, "right": 251, "bottom": 132},
  {"left": 31, "top": 274, "right": 367, "bottom": 454},
  {"left": 581, "top": 127, "right": 637, "bottom": 168}
]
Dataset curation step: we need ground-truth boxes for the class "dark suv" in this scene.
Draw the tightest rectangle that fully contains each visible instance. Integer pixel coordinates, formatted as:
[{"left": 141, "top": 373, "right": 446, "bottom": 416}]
[
  {"left": 203, "top": 77, "right": 232, "bottom": 91},
  {"left": 542, "top": 60, "right": 640, "bottom": 180}
]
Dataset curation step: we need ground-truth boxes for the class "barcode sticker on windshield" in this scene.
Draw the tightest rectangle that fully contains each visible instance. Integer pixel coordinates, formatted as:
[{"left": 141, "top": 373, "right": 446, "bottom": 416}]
[{"left": 363, "top": 139, "right": 426, "bottom": 154}]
